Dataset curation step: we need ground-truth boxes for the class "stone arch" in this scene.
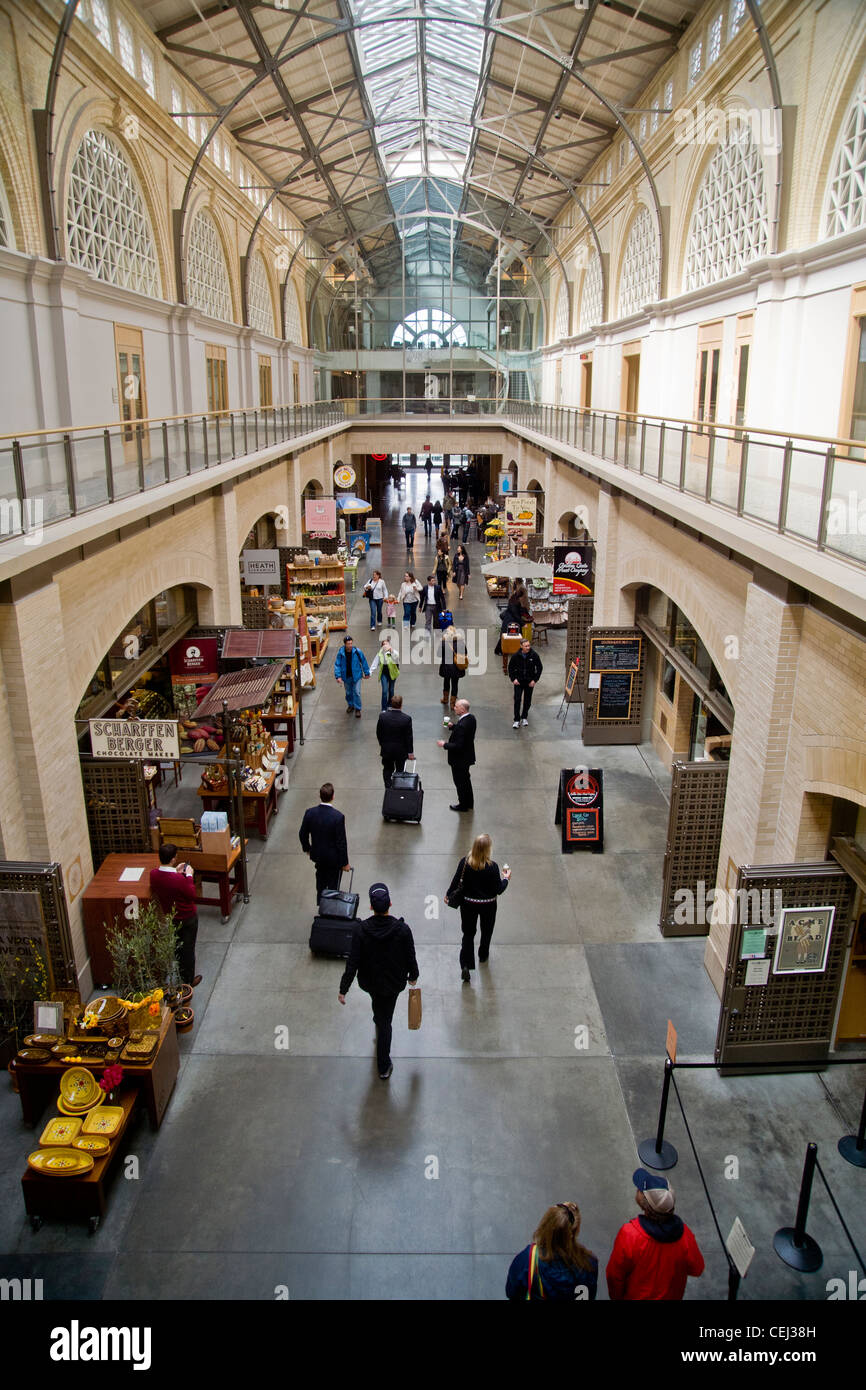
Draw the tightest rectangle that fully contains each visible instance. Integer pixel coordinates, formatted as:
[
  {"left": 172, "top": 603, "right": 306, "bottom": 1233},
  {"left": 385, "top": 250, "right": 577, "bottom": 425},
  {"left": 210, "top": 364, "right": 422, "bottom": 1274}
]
[
  {"left": 802, "top": 740, "right": 866, "bottom": 808},
  {"left": 556, "top": 510, "right": 588, "bottom": 540},
  {"left": 55, "top": 97, "right": 170, "bottom": 298},
  {"left": 813, "top": 41, "right": 866, "bottom": 244},
  {"left": 618, "top": 556, "right": 734, "bottom": 704},
  {"left": 70, "top": 570, "right": 217, "bottom": 711},
  {"left": 613, "top": 200, "right": 659, "bottom": 320},
  {"left": 0, "top": 90, "right": 40, "bottom": 252},
  {"left": 184, "top": 196, "right": 238, "bottom": 323}
]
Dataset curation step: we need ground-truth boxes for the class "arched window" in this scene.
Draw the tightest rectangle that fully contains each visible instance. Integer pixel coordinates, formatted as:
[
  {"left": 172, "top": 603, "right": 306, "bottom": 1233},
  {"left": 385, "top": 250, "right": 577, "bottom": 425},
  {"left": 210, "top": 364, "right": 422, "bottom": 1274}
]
[
  {"left": 823, "top": 72, "right": 866, "bottom": 237},
  {"left": 684, "top": 125, "right": 769, "bottom": 290},
  {"left": 66, "top": 129, "right": 159, "bottom": 295},
  {"left": 284, "top": 280, "right": 304, "bottom": 344},
  {"left": 0, "top": 175, "right": 13, "bottom": 249},
  {"left": 247, "top": 250, "right": 275, "bottom": 335},
  {"left": 578, "top": 250, "right": 603, "bottom": 332},
  {"left": 391, "top": 308, "right": 467, "bottom": 348},
  {"left": 186, "top": 209, "right": 232, "bottom": 322},
  {"left": 555, "top": 282, "right": 570, "bottom": 339},
  {"left": 618, "top": 206, "right": 659, "bottom": 317}
]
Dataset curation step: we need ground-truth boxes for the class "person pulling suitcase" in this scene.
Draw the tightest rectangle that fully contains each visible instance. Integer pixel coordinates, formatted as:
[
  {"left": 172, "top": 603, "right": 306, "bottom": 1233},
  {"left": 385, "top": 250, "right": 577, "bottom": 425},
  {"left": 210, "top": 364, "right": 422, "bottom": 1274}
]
[{"left": 338, "top": 883, "right": 419, "bottom": 1080}]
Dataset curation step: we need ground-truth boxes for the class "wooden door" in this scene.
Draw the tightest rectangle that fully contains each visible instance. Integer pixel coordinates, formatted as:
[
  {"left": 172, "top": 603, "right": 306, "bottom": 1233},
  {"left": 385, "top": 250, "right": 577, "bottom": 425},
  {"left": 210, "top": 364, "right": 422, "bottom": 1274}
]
[{"left": 114, "top": 324, "right": 149, "bottom": 463}]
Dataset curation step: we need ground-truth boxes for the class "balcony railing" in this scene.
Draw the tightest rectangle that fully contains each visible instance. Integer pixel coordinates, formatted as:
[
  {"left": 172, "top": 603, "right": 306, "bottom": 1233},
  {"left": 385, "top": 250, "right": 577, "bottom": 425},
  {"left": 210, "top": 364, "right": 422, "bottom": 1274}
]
[
  {"left": 0, "top": 402, "right": 344, "bottom": 542},
  {"left": 2, "top": 395, "right": 865, "bottom": 571}
]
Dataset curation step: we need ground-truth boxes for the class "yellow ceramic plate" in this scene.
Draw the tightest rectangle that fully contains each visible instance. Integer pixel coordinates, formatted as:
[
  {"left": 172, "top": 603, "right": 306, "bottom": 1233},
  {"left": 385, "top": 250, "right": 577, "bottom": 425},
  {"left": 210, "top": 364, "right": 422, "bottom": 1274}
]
[
  {"left": 39, "top": 1116, "right": 82, "bottom": 1146},
  {"left": 27, "top": 1148, "right": 94, "bottom": 1177},
  {"left": 24, "top": 1034, "right": 63, "bottom": 1048},
  {"left": 59, "top": 1067, "right": 100, "bottom": 1108},
  {"left": 73, "top": 1135, "right": 111, "bottom": 1155},
  {"left": 81, "top": 1106, "right": 123, "bottom": 1137},
  {"left": 57, "top": 1093, "right": 104, "bottom": 1117}
]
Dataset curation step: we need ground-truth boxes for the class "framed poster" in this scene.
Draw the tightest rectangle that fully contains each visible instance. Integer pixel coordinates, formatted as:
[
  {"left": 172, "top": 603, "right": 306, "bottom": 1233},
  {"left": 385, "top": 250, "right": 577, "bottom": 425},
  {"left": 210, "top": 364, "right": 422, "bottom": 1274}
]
[
  {"left": 596, "top": 671, "right": 633, "bottom": 720},
  {"left": 772, "top": 906, "right": 835, "bottom": 975}
]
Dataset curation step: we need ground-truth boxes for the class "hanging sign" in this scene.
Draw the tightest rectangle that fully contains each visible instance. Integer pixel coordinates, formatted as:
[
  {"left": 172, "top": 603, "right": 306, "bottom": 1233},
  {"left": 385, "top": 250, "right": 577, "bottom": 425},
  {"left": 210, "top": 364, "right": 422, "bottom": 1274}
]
[
  {"left": 499, "top": 473, "right": 512, "bottom": 494},
  {"left": 504, "top": 494, "right": 537, "bottom": 533},
  {"left": 241, "top": 549, "right": 280, "bottom": 582},
  {"left": 89, "top": 719, "right": 180, "bottom": 760},
  {"left": 169, "top": 637, "right": 219, "bottom": 683},
  {"left": 555, "top": 767, "right": 604, "bottom": 853},
  {"left": 371, "top": 453, "right": 388, "bottom": 462},
  {"left": 553, "top": 545, "right": 593, "bottom": 596},
  {"left": 334, "top": 464, "right": 355, "bottom": 488},
  {"left": 305, "top": 498, "right": 337, "bottom": 536}
]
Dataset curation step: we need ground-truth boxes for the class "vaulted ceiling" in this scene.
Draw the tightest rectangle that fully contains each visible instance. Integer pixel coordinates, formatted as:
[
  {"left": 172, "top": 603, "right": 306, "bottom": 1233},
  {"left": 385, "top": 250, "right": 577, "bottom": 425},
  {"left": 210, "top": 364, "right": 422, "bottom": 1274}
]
[{"left": 137, "top": 0, "right": 704, "bottom": 290}]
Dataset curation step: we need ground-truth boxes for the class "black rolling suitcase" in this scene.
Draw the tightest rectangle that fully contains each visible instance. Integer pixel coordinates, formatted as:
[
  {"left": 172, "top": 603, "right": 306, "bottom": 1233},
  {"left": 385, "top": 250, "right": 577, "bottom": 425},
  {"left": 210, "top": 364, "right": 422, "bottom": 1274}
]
[
  {"left": 383, "top": 760, "right": 423, "bottom": 823},
  {"left": 318, "top": 868, "right": 359, "bottom": 921},
  {"left": 309, "top": 916, "right": 358, "bottom": 958}
]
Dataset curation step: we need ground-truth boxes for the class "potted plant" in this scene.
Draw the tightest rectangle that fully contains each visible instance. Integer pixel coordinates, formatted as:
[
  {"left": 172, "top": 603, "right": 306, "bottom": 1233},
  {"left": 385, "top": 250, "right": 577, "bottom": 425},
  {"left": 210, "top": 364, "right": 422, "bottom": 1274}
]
[
  {"left": 105, "top": 902, "right": 181, "bottom": 1029},
  {"left": 0, "top": 938, "right": 51, "bottom": 1068}
]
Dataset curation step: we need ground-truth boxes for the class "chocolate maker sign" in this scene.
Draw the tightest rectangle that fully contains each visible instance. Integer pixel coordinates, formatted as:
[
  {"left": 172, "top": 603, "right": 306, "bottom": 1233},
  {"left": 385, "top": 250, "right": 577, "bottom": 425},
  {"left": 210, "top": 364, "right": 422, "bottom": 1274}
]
[
  {"left": 555, "top": 768, "right": 604, "bottom": 853},
  {"left": 89, "top": 719, "right": 180, "bottom": 760}
]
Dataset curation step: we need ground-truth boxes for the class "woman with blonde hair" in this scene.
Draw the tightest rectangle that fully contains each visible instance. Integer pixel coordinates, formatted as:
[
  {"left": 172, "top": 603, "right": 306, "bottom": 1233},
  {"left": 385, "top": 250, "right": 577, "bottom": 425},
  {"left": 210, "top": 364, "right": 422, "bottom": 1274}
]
[
  {"left": 438, "top": 624, "right": 467, "bottom": 710},
  {"left": 506, "top": 1202, "right": 598, "bottom": 1300},
  {"left": 445, "top": 832, "right": 511, "bottom": 982}
]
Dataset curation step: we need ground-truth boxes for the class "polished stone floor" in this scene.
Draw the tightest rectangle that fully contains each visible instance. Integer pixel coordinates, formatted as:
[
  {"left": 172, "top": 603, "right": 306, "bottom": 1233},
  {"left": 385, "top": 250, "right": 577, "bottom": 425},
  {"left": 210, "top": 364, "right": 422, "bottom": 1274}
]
[{"left": 1, "top": 471, "right": 864, "bottom": 1303}]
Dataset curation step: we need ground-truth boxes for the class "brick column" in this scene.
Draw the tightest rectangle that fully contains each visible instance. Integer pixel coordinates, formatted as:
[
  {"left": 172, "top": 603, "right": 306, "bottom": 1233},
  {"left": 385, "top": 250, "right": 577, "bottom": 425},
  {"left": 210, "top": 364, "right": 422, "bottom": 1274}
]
[
  {"left": 203, "top": 484, "right": 243, "bottom": 626},
  {"left": 590, "top": 484, "right": 629, "bottom": 624},
  {"left": 705, "top": 576, "right": 804, "bottom": 992}
]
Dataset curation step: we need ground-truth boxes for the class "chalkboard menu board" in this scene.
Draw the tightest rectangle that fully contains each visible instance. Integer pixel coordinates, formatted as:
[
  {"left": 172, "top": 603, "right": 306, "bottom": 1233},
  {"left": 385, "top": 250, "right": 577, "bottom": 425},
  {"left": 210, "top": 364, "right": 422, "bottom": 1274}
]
[
  {"left": 597, "top": 671, "right": 633, "bottom": 720},
  {"left": 555, "top": 768, "right": 604, "bottom": 853},
  {"left": 589, "top": 636, "right": 642, "bottom": 672}
]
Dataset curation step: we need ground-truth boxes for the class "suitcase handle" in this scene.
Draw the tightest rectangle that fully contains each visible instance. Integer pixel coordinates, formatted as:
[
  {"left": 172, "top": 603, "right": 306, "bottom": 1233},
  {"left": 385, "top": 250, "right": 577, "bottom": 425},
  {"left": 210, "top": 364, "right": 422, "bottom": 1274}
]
[
  {"left": 405, "top": 758, "right": 418, "bottom": 772},
  {"left": 340, "top": 866, "right": 354, "bottom": 892}
]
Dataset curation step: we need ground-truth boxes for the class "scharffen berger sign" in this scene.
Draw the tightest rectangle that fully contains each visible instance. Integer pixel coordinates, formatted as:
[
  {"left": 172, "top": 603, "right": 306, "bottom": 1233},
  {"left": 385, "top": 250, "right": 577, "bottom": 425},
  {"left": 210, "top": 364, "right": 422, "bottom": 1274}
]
[{"left": 89, "top": 719, "right": 180, "bottom": 759}]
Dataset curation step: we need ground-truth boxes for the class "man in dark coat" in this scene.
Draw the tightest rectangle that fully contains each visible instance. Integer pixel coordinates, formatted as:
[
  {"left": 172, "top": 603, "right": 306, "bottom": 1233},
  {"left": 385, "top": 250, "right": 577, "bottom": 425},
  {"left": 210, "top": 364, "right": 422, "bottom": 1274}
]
[
  {"left": 338, "top": 882, "right": 419, "bottom": 1080},
  {"left": 420, "top": 497, "right": 434, "bottom": 539},
  {"left": 298, "top": 782, "right": 350, "bottom": 899},
  {"left": 508, "top": 638, "right": 543, "bottom": 727},
  {"left": 419, "top": 574, "right": 445, "bottom": 631},
  {"left": 437, "top": 697, "right": 476, "bottom": 811},
  {"left": 376, "top": 694, "right": 415, "bottom": 788}
]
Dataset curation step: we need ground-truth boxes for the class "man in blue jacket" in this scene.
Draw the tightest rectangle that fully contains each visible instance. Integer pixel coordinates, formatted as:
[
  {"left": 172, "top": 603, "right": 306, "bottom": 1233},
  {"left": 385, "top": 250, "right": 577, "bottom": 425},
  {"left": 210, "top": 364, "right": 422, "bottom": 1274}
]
[{"left": 334, "top": 634, "right": 370, "bottom": 717}]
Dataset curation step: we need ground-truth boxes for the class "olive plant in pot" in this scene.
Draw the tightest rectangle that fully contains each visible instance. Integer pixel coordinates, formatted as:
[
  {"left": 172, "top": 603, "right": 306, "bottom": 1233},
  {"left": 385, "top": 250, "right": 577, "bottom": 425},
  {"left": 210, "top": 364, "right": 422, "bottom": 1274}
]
[{"left": 105, "top": 902, "right": 181, "bottom": 1027}]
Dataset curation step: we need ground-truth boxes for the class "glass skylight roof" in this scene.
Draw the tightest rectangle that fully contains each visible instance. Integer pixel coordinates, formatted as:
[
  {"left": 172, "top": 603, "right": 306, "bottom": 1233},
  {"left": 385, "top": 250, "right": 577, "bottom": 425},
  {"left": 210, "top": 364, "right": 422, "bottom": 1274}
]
[{"left": 349, "top": 0, "right": 486, "bottom": 261}]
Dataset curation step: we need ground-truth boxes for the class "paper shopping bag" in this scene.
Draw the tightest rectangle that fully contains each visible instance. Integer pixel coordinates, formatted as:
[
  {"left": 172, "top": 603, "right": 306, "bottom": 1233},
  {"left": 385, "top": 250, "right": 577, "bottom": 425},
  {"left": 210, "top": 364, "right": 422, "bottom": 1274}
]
[{"left": 407, "top": 986, "right": 422, "bottom": 1030}]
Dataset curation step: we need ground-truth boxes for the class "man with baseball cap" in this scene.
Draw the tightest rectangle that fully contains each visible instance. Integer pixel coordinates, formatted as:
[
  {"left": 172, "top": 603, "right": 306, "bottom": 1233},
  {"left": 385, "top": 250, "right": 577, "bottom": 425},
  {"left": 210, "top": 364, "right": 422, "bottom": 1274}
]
[
  {"left": 605, "top": 1169, "right": 705, "bottom": 1300},
  {"left": 338, "top": 883, "right": 419, "bottom": 1080}
]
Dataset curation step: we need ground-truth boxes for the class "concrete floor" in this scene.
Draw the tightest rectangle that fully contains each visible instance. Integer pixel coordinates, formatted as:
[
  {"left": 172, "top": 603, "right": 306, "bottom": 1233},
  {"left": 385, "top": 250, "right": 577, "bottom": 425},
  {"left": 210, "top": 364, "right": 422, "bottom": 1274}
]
[{"left": 1, "top": 471, "right": 864, "bottom": 1303}]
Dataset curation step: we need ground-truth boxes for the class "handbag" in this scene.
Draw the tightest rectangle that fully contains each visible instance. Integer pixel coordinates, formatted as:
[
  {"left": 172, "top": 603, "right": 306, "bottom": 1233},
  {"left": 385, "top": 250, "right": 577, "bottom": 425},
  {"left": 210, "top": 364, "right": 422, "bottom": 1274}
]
[
  {"left": 526, "top": 1244, "right": 546, "bottom": 1300},
  {"left": 453, "top": 643, "right": 469, "bottom": 671},
  {"left": 445, "top": 856, "right": 467, "bottom": 909},
  {"left": 407, "top": 985, "right": 422, "bottom": 1030}
]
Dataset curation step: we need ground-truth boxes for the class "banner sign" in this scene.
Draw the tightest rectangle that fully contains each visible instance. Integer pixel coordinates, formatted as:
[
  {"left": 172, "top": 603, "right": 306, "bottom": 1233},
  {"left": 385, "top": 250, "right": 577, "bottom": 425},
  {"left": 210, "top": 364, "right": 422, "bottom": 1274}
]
[
  {"left": 241, "top": 549, "right": 280, "bottom": 582},
  {"left": 89, "top": 719, "right": 180, "bottom": 760},
  {"left": 305, "top": 498, "right": 337, "bottom": 536},
  {"left": 503, "top": 494, "right": 537, "bottom": 533},
  {"left": 334, "top": 464, "right": 355, "bottom": 488},
  {"left": 553, "top": 545, "right": 593, "bottom": 596},
  {"left": 169, "top": 637, "right": 219, "bottom": 683},
  {"left": 555, "top": 767, "right": 604, "bottom": 853}
]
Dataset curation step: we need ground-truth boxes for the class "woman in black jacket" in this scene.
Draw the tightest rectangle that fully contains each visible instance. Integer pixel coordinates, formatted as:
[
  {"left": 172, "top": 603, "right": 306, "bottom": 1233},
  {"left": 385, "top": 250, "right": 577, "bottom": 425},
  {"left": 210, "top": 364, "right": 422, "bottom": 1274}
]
[
  {"left": 438, "top": 625, "right": 467, "bottom": 709},
  {"left": 445, "top": 832, "right": 511, "bottom": 982},
  {"left": 432, "top": 499, "right": 443, "bottom": 531},
  {"left": 453, "top": 544, "right": 470, "bottom": 600}
]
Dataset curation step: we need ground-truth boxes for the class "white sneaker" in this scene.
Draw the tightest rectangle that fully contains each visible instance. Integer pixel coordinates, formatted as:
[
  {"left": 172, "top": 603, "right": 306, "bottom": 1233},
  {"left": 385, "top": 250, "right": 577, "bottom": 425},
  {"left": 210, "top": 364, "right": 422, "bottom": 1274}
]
[
  {"left": 520, "top": 718, "right": 529, "bottom": 727},
  {"left": 512, "top": 720, "right": 520, "bottom": 729}
]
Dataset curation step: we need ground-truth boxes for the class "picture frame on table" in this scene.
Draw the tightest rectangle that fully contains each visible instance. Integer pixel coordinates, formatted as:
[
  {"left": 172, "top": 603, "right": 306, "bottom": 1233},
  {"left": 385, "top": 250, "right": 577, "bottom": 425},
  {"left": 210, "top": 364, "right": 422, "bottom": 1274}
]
[{"left": 32, "top": 999, "right": 65, "bottom": 1036}]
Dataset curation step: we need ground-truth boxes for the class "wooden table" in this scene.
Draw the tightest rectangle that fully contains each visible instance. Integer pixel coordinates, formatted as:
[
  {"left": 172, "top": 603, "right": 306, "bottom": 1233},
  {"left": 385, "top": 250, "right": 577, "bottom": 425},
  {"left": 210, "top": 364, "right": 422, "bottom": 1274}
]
[
  {"left": 82, "top": 851, "right": 245, "bottom": 984},
  {"left": 198, "top": 739, "right": 288, "bottom": 839},
  {"left": 21, "top": 1084, "right": 138, "bottom": 1233},
  {"left": 14, "top": 1006, "right": 179, "bottom": 1132},
  {"left": 261, "top": 708, "right": 296, "bottom": 753}
]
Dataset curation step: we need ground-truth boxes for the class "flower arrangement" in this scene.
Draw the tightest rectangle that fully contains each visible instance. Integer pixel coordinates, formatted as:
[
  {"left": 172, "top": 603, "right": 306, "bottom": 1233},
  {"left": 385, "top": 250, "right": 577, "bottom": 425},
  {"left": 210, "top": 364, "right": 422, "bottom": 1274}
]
[{"left": 98, "top": 1063, "right": 123, "bottom": 1099}]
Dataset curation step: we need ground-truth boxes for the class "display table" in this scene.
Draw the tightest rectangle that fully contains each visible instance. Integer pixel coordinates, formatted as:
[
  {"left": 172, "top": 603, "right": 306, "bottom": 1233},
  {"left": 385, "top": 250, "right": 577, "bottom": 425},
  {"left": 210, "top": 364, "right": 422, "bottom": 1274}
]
[
  {"left": 261, "top": 707, "right": 296, "bottom": 752},
  {"left": 15, "top": 1006, "right": 179, "bottom": 1132},
  {"left": 82, "top": 851, "right": 245, "bottom": 983},
  {"left": 198, "top": 739, "right": 288, "bottom": 840},
  {"left": 21, "top": 1084, "right": 138, "bottom": 1233}
]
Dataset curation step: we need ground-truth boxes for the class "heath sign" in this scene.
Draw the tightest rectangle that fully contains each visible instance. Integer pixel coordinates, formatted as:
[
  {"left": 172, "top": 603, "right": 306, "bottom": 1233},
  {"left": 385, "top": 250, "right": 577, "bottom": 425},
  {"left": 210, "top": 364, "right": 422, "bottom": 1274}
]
[{"left": 89, "top": 720, "right": 180, "bottom": 760}]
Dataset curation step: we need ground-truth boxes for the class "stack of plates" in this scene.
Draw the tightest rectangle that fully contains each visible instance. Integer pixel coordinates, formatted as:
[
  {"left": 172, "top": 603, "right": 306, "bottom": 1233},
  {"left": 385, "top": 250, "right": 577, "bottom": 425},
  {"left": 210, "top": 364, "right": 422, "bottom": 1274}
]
[
  {"left": 56, "top": 1067, "right": 104, "bottom": 1116},
  {"left": 27, "top": 1149, "right": 94, "bottom": 1177}
]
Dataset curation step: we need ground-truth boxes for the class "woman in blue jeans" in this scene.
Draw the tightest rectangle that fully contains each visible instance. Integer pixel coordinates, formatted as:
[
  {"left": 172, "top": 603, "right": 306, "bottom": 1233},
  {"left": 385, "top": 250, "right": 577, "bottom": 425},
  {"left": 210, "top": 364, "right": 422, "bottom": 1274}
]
[
  {"left": 397, "top": 570, "right": 421, "bottom": 626},
  {"left": 370, "top": 635, "right": 399, "bottom": 710},
  {"left": 365, "top": 570, "right": 387, "bottom": 628}
]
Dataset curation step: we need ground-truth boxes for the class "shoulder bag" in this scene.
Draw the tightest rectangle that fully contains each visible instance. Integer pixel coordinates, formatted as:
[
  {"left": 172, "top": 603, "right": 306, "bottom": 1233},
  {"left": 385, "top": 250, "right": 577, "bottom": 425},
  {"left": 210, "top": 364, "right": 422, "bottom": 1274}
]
[{"left": 445, "top": 856, "right": 468, "bottom": 909}]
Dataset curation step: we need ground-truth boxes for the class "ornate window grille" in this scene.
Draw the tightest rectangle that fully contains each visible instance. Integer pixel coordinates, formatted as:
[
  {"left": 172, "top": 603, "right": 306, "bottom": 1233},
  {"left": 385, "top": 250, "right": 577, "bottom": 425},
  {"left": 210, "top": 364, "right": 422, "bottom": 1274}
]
[
  {"left": 823, "top": 73, "right": 866, "bottom": 238},
  {"left": 684, "top": 125, "right": 769, "bottom": 289},
  {"left": 618, "top": 207, "right": 660, "bottom": 317},
  {"left": 66, "top": 129, "right": 159, "bottom": 296},
  {"left": 248, "top": 251, "right": 276, "bottom": 336},
  {"left": 555, "top": 281, "right": 569, "bottom": 339},
  {"left": 578, "top": 249, "right": 603, "bottom": 332},
  {"left": 186, "top": 209, "right": 232, "bottom": 321},
  {"left": 284, "top": 280, "right": 304, "bottom": 344}
]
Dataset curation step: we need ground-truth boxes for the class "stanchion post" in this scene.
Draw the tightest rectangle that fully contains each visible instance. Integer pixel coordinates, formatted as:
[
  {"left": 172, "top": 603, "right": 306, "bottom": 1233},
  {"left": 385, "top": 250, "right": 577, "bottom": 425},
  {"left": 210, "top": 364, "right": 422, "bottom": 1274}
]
[
  {"left": 837, "top": 1082, "right": 866, "bottom": 1169},
  {"left": 637, "top": 1055, "right": 679, "bottom": 1170},
  {"left": 773, "top": 1142, "right": 823, "bottom": 1272}
]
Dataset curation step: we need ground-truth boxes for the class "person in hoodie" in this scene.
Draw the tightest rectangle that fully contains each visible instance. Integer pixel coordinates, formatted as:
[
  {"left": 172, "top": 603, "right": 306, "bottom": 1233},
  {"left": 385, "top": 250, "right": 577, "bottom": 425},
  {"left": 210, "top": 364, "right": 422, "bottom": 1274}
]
[
  {"left": 338, "top": 882, "right": 419, "bottom": 1080},
  {"left": 506, "top": 1201, "right": 598, "bottom": 1300},
  {"left": 606, "top": 1170, "right": 705, "bottom": 1300}
]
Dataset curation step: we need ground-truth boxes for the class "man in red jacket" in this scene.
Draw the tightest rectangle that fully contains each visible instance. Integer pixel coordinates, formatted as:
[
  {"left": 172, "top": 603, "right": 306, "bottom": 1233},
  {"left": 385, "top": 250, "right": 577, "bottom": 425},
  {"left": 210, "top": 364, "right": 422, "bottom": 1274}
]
[
  {"left": 149, "top": 843, "right": 202, "bottom": 987},
  {"left": 606, "top": 1169, "right": 704, "bottom": 1300}
]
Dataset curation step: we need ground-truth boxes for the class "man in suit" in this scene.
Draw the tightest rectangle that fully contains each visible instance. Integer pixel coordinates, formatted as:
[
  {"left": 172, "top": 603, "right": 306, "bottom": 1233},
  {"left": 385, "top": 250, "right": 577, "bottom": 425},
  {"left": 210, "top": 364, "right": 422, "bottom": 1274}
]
[
  {"left": 419, "top": 574, "right": 445, "bottom": 631},
  {"left": 298, "top": 782, "right": 350, "bottom": 899},
  {"left": 437, "top": 697, "right": 476, "bottom": 812},
  {"left": 376, "top": 694, "right": 415, "bottom": 788}
]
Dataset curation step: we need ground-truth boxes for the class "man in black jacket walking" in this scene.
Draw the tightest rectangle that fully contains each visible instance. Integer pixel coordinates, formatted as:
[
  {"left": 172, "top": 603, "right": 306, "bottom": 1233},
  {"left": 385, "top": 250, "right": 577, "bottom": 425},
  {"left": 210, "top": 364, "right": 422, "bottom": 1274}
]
[
  {"left": 338, "top": 883, "right": 419, "bottom": 1079},
  {"left": 508, "top": 639, "right": 543, "bottom": 728},
  {"left": 437, "top": 697, "right": 476, "bottom": 811},
  {"left": 299, "top": 782, "right": 350, "bottom": 899},
  {"left": 376, "top": 694, "right": 415, "bottom": 787}
]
